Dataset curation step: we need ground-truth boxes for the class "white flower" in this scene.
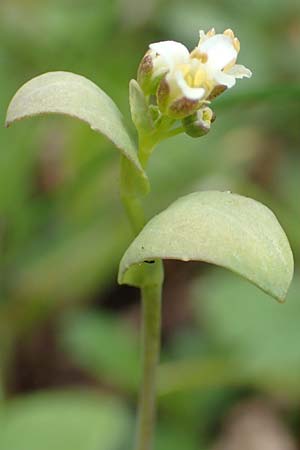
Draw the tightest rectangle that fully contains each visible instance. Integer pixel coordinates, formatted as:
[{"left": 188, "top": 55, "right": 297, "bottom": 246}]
[
  {"left": 196, "top": 28, "right": 252, "bottom": 90},
  {"left": 138, "top": 28, "right": 252, "bottom": 118},
  {"left": 149, "top": 40, "right": 206, "bottom": 103}
]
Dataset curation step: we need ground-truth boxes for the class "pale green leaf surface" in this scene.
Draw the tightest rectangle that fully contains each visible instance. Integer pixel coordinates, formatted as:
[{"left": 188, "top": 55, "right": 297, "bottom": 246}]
[
  {"left": 119, "top": 191, "right": 294, "bottom": 302},
  {"left": 5, "top": 71, "right": 147, "bottom": 187},
  {"left": 0, "top": 391, "right": 130, "bottom": 450}
]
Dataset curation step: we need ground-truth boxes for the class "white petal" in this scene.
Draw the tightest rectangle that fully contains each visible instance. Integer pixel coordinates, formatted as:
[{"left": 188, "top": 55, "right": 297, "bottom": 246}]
[
  {"left": 199, "top": 34, "right": 237, "bottom": 71},
  {"left": 174, "top": 71, "right": 206, "bottom": 101},
  {"left": 148, "top": 50, "right": 170, "bottom": 79},
  {"left": 226, "top": 64, "right": 252, "bottom": 79},
  {"left": 213, "top": 70, "right": 237, "bottom": 88},
  {"left": 198, "top": 28, "right": 215, "bottom": 45},
  {"left": 199, "top": 30, "right": 206, "bottom": 42},
  {"left": 198, "top": 30, "right": 207, "bottom": 45},
  {"left": 149, "top": 41, "right": 190, "bottom": 69}
]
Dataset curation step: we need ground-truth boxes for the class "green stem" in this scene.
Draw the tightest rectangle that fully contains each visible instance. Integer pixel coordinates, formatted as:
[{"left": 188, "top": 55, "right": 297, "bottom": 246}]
[
  {"left": 121, "top": 194, "right": 146, "bottom": 235},
  {"left": 160, "top": 126, "right": 185, "bottom": 141},
  {"left": 135, "top": 281, "right": 162, "bottom": 450},
  {"left": 120, "top": 141, "right": 164, "bottom": 449},
  {"left": 120, "top": 156, "right": 147, "bottom": 233},
  {"left": 137, "top": 116, "right": 177, "bottom": 167},
  {"left": 138, "top": 136, "right": 156, "bottom": 169}
]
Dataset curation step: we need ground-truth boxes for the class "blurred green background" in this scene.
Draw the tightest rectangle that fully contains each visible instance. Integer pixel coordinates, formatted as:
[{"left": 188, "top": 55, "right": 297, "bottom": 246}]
[{"left": 0, "top": 0, "right": 299, "bottom": 449}]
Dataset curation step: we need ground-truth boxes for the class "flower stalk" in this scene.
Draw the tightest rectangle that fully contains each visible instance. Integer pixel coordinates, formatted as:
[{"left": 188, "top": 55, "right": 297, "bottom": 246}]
[
  {"left": 120, "top": 141, "right": 164, "bottom": 450},
  {"left": 135, "top": 280, "right": 163, "bottom": 450},
  {"left": 120, "top": 27, "right": 253, "bottom": 450}
]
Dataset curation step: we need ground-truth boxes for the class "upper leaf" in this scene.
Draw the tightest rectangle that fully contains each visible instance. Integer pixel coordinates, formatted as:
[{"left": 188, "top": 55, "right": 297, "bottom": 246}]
[
  {"left": 118, "top": 191, "right": 294, "bottom": 302},
  {"left": 5, "top": 71, "right": 148, "bottom": 190}
]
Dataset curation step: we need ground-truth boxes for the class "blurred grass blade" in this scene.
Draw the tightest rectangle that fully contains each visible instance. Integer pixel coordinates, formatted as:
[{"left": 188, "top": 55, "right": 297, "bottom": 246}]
[
  {"left": 119, "top": 191, "right": 294, "bottom": 302},
  {"left": 5, "top": 71, "right": 148, "bottom": 190},
  {"left": 0, "top": 390, "right": 130, "bottom": 450},
  {"left": 215, "top": 84, "right": 300, "bottom": 110}
]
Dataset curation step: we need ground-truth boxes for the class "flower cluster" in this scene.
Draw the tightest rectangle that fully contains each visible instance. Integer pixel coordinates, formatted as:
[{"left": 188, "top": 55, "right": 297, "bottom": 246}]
[{"left": 137, "top": 28, "right": 252, "bottom": 133}]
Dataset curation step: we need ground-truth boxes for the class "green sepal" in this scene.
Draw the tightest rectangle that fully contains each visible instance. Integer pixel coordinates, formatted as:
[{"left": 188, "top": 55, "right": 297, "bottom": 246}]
[{"left": 129, "top": 79, "right": 153, "bottom": 134}]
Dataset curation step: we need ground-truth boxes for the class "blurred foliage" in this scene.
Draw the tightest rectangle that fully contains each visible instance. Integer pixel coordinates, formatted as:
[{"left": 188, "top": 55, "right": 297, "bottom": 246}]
[
  {"left": 0, "top": 390, "right": 131, "bottom": 450},
  {"left": 61, "top": 311, "right": 140, "bottom": 392},
  {"left": 0, "top": 0, "right": 299, "bottom": 448},
  {"left": 194, "top": 271, "right": 300, "bottom": 397}
]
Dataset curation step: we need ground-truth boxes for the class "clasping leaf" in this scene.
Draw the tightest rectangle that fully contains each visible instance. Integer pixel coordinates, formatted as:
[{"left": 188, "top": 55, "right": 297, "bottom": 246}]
[{"left": 119, "top": 191, "right": 294, "bottom": 302}]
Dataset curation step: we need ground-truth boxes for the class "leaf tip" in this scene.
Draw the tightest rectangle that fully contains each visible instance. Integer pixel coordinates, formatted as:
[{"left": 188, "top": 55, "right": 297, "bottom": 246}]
[
  {"left": 4, "top": 110, "right": 12, "bottom": 128},
  {"left": 270, "top": 270, "right": 293, "bottom": 303},
  {"left": 117, "top": 272, "right": 123, "bottom": 285}
]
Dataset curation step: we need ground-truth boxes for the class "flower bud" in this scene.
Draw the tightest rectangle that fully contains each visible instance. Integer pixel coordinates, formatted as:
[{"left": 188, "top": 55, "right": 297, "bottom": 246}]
[
  {"left": 182, "top": 107, "right": 215, "bottom": 138},
  {"left": 137, "top": 50, "right": 168, "bottom": 95},
  {"left": 137, "top": 52, "right": 154, "bottom": 94}
]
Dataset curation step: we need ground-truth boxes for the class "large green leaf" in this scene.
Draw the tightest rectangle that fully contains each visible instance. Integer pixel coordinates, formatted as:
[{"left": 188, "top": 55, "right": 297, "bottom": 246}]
[
  {"left": 0, "top": 390, "right": 130, "bottom": 450},
  {"left": 118, "top": 191, "right": 294, "bottom": 302},
  {"left": 5, "top": 71, "right": 147, "bottom": 189}
]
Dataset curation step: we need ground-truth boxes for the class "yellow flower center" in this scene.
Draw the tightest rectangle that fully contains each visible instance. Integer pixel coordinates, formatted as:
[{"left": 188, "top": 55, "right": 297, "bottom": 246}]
[{"left": 178, "top": 63, "right": 210, "bottom": 89}]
